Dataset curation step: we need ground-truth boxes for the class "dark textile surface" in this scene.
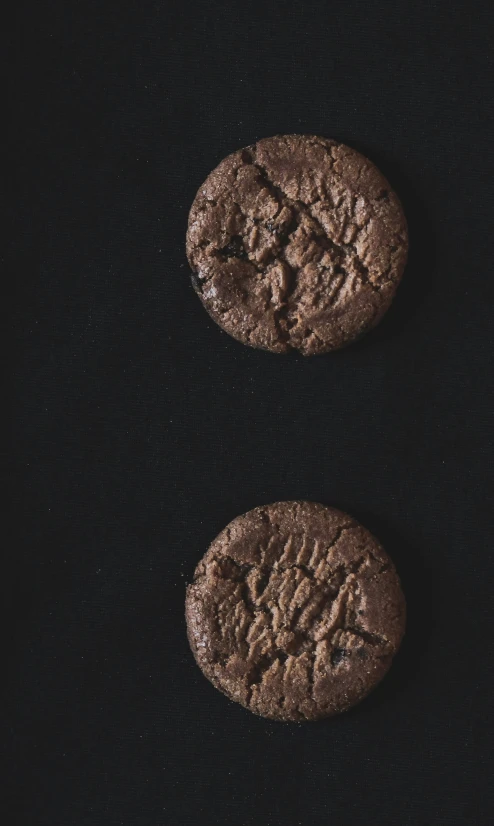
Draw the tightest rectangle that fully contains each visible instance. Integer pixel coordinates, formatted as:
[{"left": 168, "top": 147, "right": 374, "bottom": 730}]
[{"left": 10, "top": 1, "right": 494, "bottom": 824}]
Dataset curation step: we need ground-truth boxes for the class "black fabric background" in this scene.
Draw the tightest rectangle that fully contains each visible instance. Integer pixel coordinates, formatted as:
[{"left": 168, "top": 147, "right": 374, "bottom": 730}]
[{"left": 9, "top": 1, "right": 494, "bottom": 824}]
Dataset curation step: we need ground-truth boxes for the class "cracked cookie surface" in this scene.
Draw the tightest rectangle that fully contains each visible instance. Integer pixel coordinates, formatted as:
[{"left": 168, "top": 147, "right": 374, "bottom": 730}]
[
  {"left": 186, "top": 135, "right": 408, "bottom": 355},
  {"left": 185, "top": 501, "right": 406, "bottom": 721}
]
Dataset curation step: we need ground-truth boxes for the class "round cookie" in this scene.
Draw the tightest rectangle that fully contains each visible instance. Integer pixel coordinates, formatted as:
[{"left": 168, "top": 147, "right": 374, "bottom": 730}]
[
  {"left": 185, "top": 501, "right": 406, "bottom": 721},
  {"left": 186, "top": 135, "right": 408, "bottom": 355}
]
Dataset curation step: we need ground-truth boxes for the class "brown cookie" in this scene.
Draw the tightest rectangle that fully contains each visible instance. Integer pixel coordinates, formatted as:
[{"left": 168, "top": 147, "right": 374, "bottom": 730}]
[
  {"left": 186, "top": 135, "right": 408, "bottom": 355},
  {"left": 185, "top": 501, "right": 406, "bottom": 721}
]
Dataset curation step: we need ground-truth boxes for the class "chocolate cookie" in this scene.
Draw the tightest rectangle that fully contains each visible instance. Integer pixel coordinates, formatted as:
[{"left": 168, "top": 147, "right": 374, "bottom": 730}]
[
  {"left": 186, "top": 135, "right": 408, "bottom": 355},
  {"left": 185, "top": 502, "right": 406, "bottom": 721}
]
